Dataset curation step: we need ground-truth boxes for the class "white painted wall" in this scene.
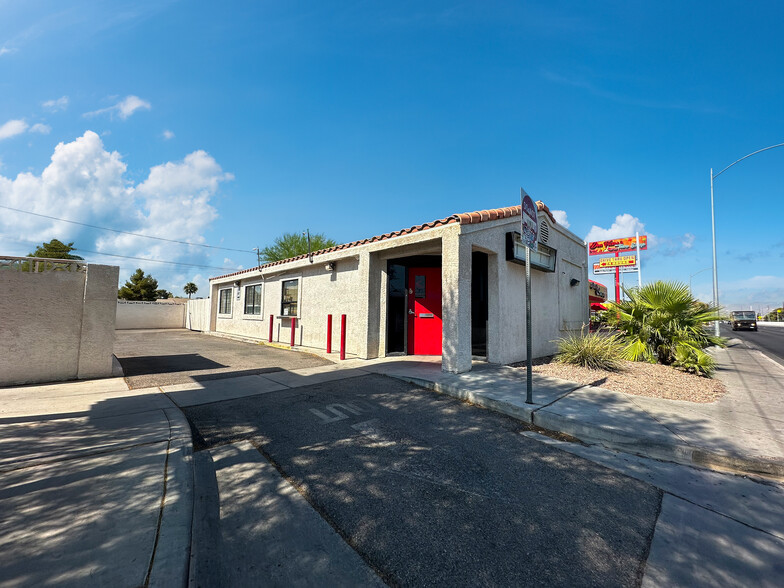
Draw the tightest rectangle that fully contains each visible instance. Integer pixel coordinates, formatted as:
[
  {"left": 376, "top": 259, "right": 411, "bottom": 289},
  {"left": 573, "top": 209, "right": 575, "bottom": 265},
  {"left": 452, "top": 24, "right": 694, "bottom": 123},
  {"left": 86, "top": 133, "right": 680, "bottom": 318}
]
[
  {"left": 206, "top": 214, "right": 588, "bottom": 373},
  {"left": 115, "top": 301, "right": 186, "bottom": 329},
  {"left": 210, "top": 255, "right": 368, "bottom": 355},
  {"left": 0, "top": 262, "right": 119, "bottom": 386},
  {"left": 459, "top": 216, "right": 588, "bottom": 365}
]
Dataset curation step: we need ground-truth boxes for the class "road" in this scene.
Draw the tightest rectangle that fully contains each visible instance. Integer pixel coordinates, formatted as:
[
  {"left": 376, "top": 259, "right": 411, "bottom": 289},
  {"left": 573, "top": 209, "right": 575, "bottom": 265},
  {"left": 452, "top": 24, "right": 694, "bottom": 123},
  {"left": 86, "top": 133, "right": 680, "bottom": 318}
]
[
  {"left": 721, "top": 323, "right": 784, "bottom": 367},
  {"left": 184, "top": 374, "right": 662, "bottom": 587}
]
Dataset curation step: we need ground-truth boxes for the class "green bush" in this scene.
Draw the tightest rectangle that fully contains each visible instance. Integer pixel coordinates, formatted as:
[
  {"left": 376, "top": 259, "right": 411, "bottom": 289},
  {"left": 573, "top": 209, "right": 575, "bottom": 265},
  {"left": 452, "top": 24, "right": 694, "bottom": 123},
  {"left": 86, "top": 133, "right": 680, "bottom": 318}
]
[
  {"left": 554, "top": 331, "right": 625, "bottom": 371},
  {"left": 605, "top": 280, "right": 724, "bottom": 376},
  {"left": 672, "top": 345, "right": 717, "bottom": 377}
]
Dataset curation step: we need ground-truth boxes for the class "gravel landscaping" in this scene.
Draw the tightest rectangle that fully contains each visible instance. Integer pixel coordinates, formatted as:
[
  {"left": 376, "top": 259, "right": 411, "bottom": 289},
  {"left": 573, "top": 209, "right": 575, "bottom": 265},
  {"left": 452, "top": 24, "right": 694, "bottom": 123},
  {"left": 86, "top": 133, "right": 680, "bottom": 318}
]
[{"left": 512, "top": 357, "right": 727, "bottom": 403}]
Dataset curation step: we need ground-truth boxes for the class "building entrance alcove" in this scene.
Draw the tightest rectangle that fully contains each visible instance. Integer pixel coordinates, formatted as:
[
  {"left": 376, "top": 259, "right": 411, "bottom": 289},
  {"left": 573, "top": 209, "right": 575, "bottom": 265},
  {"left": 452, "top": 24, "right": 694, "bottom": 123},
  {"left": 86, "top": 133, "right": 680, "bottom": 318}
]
[{"left": 386, "top": 256, "right": 442, "bottom": 356}]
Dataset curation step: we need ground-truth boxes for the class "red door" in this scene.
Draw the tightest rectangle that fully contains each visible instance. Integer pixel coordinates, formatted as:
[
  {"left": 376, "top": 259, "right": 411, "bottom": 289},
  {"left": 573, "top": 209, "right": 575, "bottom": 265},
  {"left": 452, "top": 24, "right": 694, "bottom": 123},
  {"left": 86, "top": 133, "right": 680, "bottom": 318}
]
[{"left": 407, "top": 267, "right": 442, "bottom": 355}]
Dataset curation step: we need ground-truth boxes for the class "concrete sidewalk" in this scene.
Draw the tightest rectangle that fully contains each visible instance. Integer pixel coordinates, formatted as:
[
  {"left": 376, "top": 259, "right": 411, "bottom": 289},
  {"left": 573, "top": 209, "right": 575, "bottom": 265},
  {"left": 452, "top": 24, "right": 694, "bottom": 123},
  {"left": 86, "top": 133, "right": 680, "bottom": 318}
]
[{"left": 0, "top": 378, "right": 193, "bottom": 588}]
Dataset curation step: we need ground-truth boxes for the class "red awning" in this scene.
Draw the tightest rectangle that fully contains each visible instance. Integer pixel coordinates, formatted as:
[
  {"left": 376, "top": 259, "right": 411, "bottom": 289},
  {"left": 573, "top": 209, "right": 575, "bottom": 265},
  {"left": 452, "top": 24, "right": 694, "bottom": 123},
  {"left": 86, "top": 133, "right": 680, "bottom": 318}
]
[{"left": 590, "top": 303, "right": 607, "bottom": 311}]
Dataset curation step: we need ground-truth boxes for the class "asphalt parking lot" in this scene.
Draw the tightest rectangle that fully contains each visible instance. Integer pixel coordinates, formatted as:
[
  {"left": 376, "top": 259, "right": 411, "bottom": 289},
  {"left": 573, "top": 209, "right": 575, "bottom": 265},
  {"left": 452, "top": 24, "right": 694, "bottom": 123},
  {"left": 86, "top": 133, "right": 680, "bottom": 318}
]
[
  {"left": 185, "top": 374, "right": 662, "bottom": 587},
  {"left": 114, "top": 329, "right": 332, "bottom": 389}
]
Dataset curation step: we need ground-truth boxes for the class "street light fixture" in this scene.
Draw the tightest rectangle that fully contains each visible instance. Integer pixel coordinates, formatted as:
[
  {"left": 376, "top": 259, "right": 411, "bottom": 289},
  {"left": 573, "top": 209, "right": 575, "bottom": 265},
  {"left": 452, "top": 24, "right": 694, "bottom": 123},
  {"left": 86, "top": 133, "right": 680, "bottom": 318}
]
[
  {"left": 710, "top": 142, "right": 784, "bottom": 336},
  {"left": 689, "top": 267, "right": 712, "bottom": 297}
]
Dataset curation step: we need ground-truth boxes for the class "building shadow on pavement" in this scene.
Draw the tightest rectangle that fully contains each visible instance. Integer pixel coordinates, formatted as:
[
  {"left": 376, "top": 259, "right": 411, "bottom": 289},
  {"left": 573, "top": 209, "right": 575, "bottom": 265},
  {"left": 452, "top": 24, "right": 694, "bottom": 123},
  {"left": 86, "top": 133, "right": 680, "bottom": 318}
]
[{"left": 0, "top": 388, "right": 189, "bottom": 588}]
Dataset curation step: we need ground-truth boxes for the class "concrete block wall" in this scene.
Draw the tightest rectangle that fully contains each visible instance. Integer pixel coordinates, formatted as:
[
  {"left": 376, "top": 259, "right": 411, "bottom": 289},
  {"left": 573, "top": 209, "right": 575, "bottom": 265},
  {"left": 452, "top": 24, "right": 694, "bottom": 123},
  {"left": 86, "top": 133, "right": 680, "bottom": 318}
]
[
  {"left": 0, "top": 263, "right": 119, "bottom": 386},
  {"left": 115, "top": 301, "right": 186, "bottom": 330},
  {"left": 78, "top": 265, "right": 121, "bottom": 379}
]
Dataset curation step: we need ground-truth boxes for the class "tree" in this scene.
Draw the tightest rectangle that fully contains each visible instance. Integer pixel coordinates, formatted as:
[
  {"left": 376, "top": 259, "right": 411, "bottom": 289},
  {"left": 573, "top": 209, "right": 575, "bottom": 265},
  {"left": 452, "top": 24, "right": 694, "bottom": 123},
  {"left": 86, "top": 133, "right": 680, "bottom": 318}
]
[
  {"left": 258, "top": 231, "right": 338, "bottom": 263},
  {"left": 28, "top": 239, "right": 83, "bottom": 260},
  {"left": 118, "top": 268, "right": 160, "bottom": 301},
  {"left": 184, "top": 282, "right": 198, "bottom": 299},
  {"left": 605, "top": 281, "right": 724, "bottom": 376},
  {"left": 155, "top": 289, "right": 174, "bottom": 299}
]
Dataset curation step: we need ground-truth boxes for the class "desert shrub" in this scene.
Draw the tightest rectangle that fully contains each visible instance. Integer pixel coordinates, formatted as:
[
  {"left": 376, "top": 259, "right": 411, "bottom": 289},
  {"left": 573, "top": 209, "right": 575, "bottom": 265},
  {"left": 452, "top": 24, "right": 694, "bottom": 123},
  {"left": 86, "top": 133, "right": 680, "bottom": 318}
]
[
  {"left": 554, "top": 331, "right": 625, "bottom": 371},
  {"left": 672, "top": 345, "right": 717, "bottom": 377},
  {"left": 605, "top": 281, "right": 724, "bottom": 376}
]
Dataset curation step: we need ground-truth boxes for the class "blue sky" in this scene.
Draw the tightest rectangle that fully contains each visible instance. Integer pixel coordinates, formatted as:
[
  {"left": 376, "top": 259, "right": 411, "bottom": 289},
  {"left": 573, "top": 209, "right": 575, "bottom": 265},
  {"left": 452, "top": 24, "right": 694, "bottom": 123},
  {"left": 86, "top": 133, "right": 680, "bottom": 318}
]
[{"left": 1, "top": 1, "right": 782, "bottom": 312}]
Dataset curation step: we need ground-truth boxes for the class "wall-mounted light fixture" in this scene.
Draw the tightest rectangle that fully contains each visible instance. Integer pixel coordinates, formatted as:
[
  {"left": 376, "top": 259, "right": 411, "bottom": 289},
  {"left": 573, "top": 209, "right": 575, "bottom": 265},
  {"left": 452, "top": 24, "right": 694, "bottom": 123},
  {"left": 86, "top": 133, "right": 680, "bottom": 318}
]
[
  {"left": 325, "top": 262, "right": 335, "bottom": 271},
  {"left": 570, "top": 278, "right": 580, "bottom": 287}
]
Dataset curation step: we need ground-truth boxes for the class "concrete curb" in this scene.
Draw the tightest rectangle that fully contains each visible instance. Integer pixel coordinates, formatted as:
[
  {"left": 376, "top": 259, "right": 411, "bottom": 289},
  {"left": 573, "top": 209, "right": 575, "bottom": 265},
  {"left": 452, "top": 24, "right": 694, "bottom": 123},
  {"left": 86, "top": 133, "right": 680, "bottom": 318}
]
[
  {"left": 389, "top": 375, "right": 784, "bottom": 481},
  {"left": 189, "top": 450, "right": 222, "bottom": 588},
  {"left": 532, "top": 409, "right": 784, "bottom": 480},
  {"left": 390, "top": 375, "right": 537, "bottom": 421},
  {"left": 147, "top": 407, "right": 195, "bottom": 588}
]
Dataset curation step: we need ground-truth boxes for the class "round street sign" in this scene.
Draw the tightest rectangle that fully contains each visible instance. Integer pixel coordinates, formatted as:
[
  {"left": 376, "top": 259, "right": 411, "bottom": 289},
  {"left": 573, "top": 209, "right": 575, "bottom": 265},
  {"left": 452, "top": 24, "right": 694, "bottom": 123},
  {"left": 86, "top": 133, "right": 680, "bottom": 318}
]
[{"left": 520, "top": 189, "right": 538, "bottom": 249}]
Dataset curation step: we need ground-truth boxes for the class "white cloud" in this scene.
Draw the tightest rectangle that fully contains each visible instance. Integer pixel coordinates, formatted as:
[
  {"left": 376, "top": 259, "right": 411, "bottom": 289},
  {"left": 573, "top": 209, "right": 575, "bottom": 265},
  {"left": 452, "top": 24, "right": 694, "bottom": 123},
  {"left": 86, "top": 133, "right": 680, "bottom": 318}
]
[
  {"left": 30, "top": 123, "right": 51, "bottom": 134},
  {"left": 0, "top": 46, "right": 16, "bottom": 57},
  {"left": 42, "top": 96, "right": 69, "bottom": 112},
  {"left": 584, "top": 213, "right": 647, "bottom": 244},
  {"left": 117, "top": 95, "right": 151, "bottom": 119},
  {"left": 550, "top": 209, "right": 569, "bottom": 228},
  {"left": 162, "top": 129, "right": 175, "bottom": 140},
  {"left": 0, "top": 119, "right": 28, "bottom": 140},
  {"left": 655, "top": 232, "right": 696, "bottom": 257},
  {"left": 96, "top": 147, "right": 233, "bottom": 277},
  {"left": 0, "top": 130, "right": 232, "bottom": 287},
  {"left": 84, "top": 95, "right": 151, "bottom": 120}
]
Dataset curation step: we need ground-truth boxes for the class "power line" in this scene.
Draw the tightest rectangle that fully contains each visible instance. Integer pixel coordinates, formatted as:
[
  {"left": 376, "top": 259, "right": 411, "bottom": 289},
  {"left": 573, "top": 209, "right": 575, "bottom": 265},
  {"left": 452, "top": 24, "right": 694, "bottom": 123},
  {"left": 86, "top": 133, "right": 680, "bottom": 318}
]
[
  {"left": 0, "top": 204, "right": 253, "bottom": 254},
  {"left": 74, "top": 248, "right": 236, "bottom": 270},
  {"left": 1, "top": 235, "right": 237, "bottom": 271}
]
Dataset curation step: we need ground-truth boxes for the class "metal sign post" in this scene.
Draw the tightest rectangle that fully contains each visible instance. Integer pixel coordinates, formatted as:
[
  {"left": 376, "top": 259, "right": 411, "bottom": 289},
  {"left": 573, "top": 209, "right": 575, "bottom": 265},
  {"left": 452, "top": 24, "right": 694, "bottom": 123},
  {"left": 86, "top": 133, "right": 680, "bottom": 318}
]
[
  {"left": 520, "top": 188, "right": 538, "bottom": 405},
  {"left": 525, "top": 244, "right": 533, "bottom": 404}
]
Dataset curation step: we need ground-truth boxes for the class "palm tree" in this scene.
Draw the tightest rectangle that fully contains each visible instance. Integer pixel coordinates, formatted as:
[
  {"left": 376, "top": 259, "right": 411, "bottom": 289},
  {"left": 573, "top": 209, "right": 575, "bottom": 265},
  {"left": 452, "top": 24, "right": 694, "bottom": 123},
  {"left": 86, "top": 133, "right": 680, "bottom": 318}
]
[
  {"left": 184, "top": 282, "right": 198, "bottom": 299},
  {"left": 605, "top": 280, "right": 724, "bottom": 375}
]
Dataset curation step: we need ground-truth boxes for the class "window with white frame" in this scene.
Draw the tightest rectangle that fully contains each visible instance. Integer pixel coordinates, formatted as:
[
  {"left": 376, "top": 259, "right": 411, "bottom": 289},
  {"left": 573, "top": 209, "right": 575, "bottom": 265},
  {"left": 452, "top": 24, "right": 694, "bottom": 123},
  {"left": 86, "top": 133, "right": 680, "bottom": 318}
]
[
  {"left": 244, "top": 284, "right": 262, "bottom": 315},
  {"left": 218, "top": 288, "right": 232, "bottom": 314},
  {"left": 280, "top": 279, "right": 299, "bottom": 317}
]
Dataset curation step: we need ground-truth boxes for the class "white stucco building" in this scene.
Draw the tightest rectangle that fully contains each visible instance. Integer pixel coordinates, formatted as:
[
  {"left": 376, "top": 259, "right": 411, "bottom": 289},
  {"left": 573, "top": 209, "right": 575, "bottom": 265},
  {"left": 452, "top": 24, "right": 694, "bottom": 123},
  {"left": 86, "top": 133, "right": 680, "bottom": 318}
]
[{"left": 206, "top": 202, "right": 588, "bottom": 374}]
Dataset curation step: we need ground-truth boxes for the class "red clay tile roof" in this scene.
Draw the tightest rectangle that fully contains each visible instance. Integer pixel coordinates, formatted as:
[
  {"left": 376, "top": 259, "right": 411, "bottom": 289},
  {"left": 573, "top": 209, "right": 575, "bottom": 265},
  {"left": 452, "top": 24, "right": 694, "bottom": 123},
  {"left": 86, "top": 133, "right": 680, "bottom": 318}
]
[{"left": 212, "top": 201, "right": 556, "bottom": 281}]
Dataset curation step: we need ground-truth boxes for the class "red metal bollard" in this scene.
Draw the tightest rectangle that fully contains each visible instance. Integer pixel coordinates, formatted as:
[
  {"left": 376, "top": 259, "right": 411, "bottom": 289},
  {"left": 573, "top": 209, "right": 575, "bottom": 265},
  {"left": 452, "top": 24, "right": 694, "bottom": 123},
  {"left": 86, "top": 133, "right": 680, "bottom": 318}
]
[
  {"left": 326, "top": 314, "right": 333, "bottom": 354},
  {"left": 269, "top": 315, "right": 274, "bottom": 342},
  {"left": 290, "top": 317, "right": 297, "bottom": 348},
  {"left": 340, "top": 314, "right": 346, "bottom": 360}
]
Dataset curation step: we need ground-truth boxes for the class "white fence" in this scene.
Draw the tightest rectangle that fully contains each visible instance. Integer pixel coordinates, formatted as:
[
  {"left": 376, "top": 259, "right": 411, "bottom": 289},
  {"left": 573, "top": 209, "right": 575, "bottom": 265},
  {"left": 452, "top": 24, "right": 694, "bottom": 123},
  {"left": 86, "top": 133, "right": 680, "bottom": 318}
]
[{"left": 186, "top": 298, "right": 211, "bottom": 332}]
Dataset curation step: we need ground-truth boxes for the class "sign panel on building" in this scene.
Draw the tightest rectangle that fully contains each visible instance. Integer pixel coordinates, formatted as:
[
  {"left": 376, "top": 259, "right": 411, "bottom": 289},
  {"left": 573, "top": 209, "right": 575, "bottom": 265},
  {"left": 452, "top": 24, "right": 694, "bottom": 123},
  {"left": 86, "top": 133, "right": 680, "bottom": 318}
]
[
  {"left": 520, "top": 190, "right": 538, "bottom": 249},
  {"left": 593, "top": 265, "right": 639, "bottom": 275},
  {"left": 596, "top": 255, "right": 637, "bottom": 268},
  {"left": 588, "top": 236, "right": 647, "bottom": 256},
  {"left": 588, "top": 280, "right": 608, "bottom": 300}
]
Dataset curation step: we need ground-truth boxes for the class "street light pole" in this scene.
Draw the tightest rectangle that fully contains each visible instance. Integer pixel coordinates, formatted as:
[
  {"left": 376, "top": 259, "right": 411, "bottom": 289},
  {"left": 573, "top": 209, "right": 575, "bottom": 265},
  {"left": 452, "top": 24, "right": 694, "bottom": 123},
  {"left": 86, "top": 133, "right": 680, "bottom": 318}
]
[
  {"left": 710, "top": 168, "right": 720, "bottom": 336},
  {"left": 689, "top": 266, "right": 712, "bottom": 297},
  {"left": 710, "top": 142, "right": 784, "bottom": 337}
]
